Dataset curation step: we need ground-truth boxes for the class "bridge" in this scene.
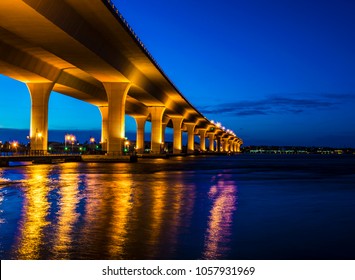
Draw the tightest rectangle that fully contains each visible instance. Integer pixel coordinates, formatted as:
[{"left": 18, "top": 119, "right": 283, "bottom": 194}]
[{"left": 0, "top": 0, "right": 243, "bottom": 156}]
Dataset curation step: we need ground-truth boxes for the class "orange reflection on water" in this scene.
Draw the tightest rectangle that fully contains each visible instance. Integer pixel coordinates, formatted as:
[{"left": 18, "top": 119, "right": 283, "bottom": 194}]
[
  {"left": 147, "top": 178, "right": 168, "bottom": 258},
  {"left": 52, "top": 164, "right": 80, "bottom": 259},
  {"left": 106, "top": 174, "right": 133, "bottom": 258},
  {"left": 203, "top": 174, "right": 237, "bottom": 259},
  {"left": 16, "top": 165, "right": 51, "bottom": 259},
  {"left": 76, "top": 166, "right": 134, "bottom": 259}
]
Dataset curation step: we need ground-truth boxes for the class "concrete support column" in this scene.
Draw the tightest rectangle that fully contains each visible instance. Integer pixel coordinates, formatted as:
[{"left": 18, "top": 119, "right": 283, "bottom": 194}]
[
  {"left": 229, "top": 139, "right": 234, "bottom": 152},
  {"left": 98, "top": 106, "right": 108, "bottom": 151},
  {"left": 231, "top": 140, "right": 236, "bottom": 152},
  {"left": 161, "top": 121, "right": 168, "bottom": 145},
  {"left": 208, "top": 133, "right": 215, "bottom": 152},
  {"left": 172, "top": 117, "right": 184, "bottom": 154},
  {"left": 148, "top": 107, "right": 166, "bottom": 154},
  {"left": 134, "top": 116, "right": 147, "bottom": 154},
  {"left": 222, "top": 138, "right": 229, "bottom": 152},
  {"left": 236, "top": 142, "right": 241, "bottom": 153},
  {"left": 27, "top": 82, "right": 54, "bottom": 154},
  {"left": 234, "top": 140, "right": 239, "bottom": 152},
  {"left": 102, "top": 82, "right": 131, "bottom": 155},
  {"left": 186, "top": 123, "right": 196, "bottom": 154},
  {"left": 198, "top": 129, "right": 207, "bottom": 151},
  {"left": 225, "top": 137, "right": 232, "bottom": 152},
  {"left": 216, "top": 136, "right": 222, "bottom": 152}
]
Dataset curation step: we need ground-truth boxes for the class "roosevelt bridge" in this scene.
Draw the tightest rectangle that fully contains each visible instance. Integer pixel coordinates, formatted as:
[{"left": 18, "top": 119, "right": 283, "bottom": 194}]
[{"left": 0, "top": 0, "right": 243, "bottom": 162}]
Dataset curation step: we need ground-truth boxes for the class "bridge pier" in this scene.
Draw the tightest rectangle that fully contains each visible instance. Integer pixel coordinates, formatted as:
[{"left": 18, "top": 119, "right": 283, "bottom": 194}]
[
  {"left": 198, "top": 129, "right": 207, "bottom": 152},
  {"left": 134, "top": 116, "right": 147, "bottom": 154},
  {"left": 228, "top": 138, "right": 233, "bottom": 152},
  {"left": 102, "top": 82, "right": 131, "bottom": 155},
  {"left": 161, "top": 117, "right": 169, "bottom": 149},
  {"left": 28, "top": 82, "right": 54, "bottom": 154},
  {"left": 216, "top": 135, "right": 222, "bottom": 152},
  {"left": 225, "top": 136, "right": 233, "bottom": 152},
  {"left": 171, "top": 117, "right": 183, "bottom": 154},
  {"left": 186, "top": 123, "right": 196, "bottom": 154},
  {"left": 222, "top": 137, "right": 228, "bottom": 152},
  {"left": 148, "top": 107, "right": 165, "bottom": 154},
  {"left": 207, "top": 132, "right": 215, "bottom": 152},
  {"left": 230, "top": 139, "right": 236, "bottom": 152},
  {"left": 99, "top": 106, "right": 108, "bottom": 152},
  {"left": 236, "top": 142, "right": 241, "bottom": 153}
]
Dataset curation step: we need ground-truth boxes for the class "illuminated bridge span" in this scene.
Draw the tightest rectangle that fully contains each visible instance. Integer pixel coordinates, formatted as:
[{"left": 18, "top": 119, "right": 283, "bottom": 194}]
[{"left": 0, "top": 0, "right": 243, "bottom": 155}]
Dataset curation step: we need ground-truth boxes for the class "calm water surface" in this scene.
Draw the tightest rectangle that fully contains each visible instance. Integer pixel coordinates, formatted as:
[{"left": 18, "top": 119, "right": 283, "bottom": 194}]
[{"left": 0, "top": 154, "right": 354, "bottom": 260}]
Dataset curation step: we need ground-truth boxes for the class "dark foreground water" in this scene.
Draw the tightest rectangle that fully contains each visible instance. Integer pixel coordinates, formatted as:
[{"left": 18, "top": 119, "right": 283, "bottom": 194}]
[{"left": 0, "top": 154, "right": 354, "bottom": 260}]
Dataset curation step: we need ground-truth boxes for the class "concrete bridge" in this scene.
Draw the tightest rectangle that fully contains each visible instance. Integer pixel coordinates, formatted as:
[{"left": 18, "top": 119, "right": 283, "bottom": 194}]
[{"left": 0, "top": 0, "right": 243, "bottom": 155}]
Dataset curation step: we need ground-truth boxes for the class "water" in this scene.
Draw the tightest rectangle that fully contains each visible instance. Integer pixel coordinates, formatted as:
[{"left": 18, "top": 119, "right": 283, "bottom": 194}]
[{"left": 0, "top": 154, "right": 354, "bottom": 260}]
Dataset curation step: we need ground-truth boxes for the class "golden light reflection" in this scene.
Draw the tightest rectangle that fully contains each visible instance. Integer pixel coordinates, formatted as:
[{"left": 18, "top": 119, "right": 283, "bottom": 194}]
[
  {"left": 203, "top": 175, "right": 237, "bottom": 259},
  {"left": 16, "top": 165, "right": 51, "bottom": 259},
  {"left": 106, "top": 174, "right": 133, "bottom": 258},
  {"left": 166, "top": 179, "right": 184, "bottom": 245},
  {"left": 119, "top": 169, "right": 197, "bottom": 259},
  {"left": 147, "top": 180, "right": 168, "bottom": 258},
  {"left": 75, "top": 172, "right": 106, "bottom": 257},
  {"left": 77, "top": 168, "right": 134, "bottom": 259},
  {"left": 52, "top": 164, "right": 80, "bottom": 259}
]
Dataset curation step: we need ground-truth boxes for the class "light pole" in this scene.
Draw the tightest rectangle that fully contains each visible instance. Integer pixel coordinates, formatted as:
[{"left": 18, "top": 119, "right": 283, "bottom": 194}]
[
  {"left": 70, "top": 135, "right": 76, "bottom": 153},
  {"left": 90, "top": 137, "right": 95, "bottom": 153},
  {"left": 11, "top": 141, "right": 18, "bottom": 154},
  {"left": 64, "top": 134, "right": 73, "bottom": 153}
]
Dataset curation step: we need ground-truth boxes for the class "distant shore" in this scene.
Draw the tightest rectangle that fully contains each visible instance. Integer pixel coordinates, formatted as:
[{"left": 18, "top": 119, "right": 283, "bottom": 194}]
[{"left": 242, "top": 145, "right": 355, "bottom": 154}]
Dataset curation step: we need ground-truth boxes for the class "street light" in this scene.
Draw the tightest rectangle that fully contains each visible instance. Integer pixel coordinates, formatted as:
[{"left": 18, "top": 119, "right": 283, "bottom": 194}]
[
  {"left": 11, "top": 141, "right": 18, "bottom": 154},
  {"left": 65, "top": 134, "right": 70, "bottom": 152},
  {"left": 70, "top": 135, "right": 76, "bottom": 152},
  {"left": 64, "top": 134, "right": 76, "bottom": 153},
  {"left": 124, "top": 140, "right": 130, "bottom": 153}
]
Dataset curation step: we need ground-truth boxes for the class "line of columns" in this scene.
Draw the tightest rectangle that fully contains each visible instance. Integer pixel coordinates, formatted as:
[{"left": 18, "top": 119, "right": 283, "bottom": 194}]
[{"left": 27, "top": 81, "right": 241, "bottom": 155}]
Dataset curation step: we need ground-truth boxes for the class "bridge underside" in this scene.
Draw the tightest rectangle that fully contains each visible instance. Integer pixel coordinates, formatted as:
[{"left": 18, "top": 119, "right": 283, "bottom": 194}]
[{"left": 0, "top": 0, "right": 242, "bottom": 154}]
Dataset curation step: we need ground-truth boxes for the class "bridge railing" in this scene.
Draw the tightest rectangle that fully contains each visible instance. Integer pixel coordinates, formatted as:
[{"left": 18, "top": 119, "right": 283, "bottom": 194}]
[
  {"left": 0, "top": 152, "right": 82, "bottom": 157},
  {"left": 103, "top": 0, "right": 183, "bottom": 96}
]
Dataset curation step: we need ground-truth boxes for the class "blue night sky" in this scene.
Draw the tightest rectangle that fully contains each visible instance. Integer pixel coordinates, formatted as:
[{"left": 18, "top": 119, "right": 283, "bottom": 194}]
[{"left": 0, "top": 0, "right": 355, "bottom": 147}]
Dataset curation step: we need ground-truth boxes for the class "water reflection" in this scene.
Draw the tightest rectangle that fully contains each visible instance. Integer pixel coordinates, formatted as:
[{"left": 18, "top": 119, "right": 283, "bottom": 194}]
[
  {"left": 106, "top": 174, "right": 133, "bottom": 258},
  {"left": 2, "top": 160, "right": 238, "bottom": 259},
  {"left": 162, "top": 172, "right": 194, "bottom": 257},
  {"left": 144, "top": 171, "right": 196, "bottom": 259},
  {"left": 81, "top": 170, "right": 134, "bottom": 259},
  {"left": 203, "top": 174, "right": 238, "bottom": 259},
  {"left": 0, "top": 187, "right": 4, "bottom": 225},
  {"left": 15, "top": 165, "right": 51, "bottom": 259},
  {"left": 52, "top": 164, "right": 81, "bottom": 259},
  {"left": 74, "top": 170, "right": 135, "bottom": 259},
  {"left": 117, "top": 170, "right": 197, "bottom": 259},
  {"left": 147, "top": 177, "right": 168, "bottom": 257}
]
